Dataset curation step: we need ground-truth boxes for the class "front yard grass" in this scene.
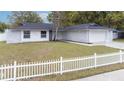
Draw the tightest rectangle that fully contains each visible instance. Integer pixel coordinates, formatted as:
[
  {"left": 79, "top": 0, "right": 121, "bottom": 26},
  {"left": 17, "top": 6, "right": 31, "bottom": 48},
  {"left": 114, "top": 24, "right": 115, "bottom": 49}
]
[{"left": 0, "top": 41, "right": 118, "bottom": 65}]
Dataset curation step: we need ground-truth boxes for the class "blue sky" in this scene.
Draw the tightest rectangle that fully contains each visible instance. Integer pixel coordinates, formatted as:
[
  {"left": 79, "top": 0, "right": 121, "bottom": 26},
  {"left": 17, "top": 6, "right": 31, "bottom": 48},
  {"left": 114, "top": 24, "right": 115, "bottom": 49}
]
[{"left": 0, "top": 11, "right": 49, "bottom": 23}]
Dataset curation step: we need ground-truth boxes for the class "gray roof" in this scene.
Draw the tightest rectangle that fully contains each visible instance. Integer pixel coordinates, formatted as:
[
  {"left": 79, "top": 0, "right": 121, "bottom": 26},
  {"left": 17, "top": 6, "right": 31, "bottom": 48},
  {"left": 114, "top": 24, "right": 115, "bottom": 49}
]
[
  {"left": 13, "top": 23, "right": 110, "bottom": 31},
  {"left": 64, "top": 23, "right": 110, "bottom": 31},
  {"left": 15, "top": 23, "right": 53, "bottom": 30}
]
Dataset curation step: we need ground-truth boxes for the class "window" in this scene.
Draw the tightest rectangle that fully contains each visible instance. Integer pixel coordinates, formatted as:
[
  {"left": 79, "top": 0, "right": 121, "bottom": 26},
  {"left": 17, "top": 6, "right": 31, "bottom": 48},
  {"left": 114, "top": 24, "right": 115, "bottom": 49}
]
[
  {"left": 41, "top": 31, "right": 46, "bottom": 38},
  {"left": 23, "top": 31, "right": 30, "bottom": 39}
]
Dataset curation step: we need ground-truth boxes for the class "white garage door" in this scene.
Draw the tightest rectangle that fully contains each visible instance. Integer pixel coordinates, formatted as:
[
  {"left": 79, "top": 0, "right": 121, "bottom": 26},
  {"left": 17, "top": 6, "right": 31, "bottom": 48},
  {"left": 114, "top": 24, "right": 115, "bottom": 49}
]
[
  {"left": 89, "top": 30, "right": 107, "bottom": 43},
  {"left": 62, "top": 30, "right": 89, "bottom": 43}
]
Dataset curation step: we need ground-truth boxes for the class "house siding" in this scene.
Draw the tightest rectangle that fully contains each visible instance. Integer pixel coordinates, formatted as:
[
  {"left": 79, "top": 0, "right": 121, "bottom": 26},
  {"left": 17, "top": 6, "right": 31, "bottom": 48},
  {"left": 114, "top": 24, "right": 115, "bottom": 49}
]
[
  {"left": 57, "top": 29, "right": 113, "bottom": 43},
  {"left": 6, "top": 29, "right": 49, "bottom": 43},
  {"left": 6, "top": 29, "right": 21, "bottom": 43},
  {"left": 21, "top": 30, "right": 49, "bottom": 42},
  {"left": 57, "top": 31, "right": 63, "bottom": 40},
  {"left": 89, "top": 29, "right": 113, "bottom": 43},
  {"left": 58, "top": 30, "right": 89, "bottom": 43},
  {"left": 113, "top": 32, "right": 118, "bottom": 39},
  {"left": 51, "top": 31, "right": 63, "bottom": 40},
  {"left": 5, "top": 27, "right": 113, "bottom": 44}
]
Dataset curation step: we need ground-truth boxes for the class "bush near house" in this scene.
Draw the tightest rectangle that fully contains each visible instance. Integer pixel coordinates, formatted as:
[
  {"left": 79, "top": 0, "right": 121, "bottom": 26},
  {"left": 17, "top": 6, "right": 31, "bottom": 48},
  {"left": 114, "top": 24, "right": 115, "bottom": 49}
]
[{"left": 0, "top": 22, "right": 8, "bottom": 33}]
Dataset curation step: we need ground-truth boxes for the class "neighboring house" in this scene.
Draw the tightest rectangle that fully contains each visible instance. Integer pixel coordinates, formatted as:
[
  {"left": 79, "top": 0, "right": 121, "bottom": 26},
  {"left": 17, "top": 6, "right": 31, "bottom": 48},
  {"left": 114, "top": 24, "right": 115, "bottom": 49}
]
[{"left": 5, "top": 23, "right": 114, "bottom": 44}]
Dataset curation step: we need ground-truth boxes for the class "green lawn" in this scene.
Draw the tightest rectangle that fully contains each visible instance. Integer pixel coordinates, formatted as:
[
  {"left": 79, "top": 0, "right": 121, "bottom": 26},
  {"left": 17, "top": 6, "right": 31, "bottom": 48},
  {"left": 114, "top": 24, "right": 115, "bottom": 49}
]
[
  {"left": 0, "top": 41, "right": 118, "bottom": 65},
  {"left": 113, "top": 38, "right": 124, "bottom": 42}
]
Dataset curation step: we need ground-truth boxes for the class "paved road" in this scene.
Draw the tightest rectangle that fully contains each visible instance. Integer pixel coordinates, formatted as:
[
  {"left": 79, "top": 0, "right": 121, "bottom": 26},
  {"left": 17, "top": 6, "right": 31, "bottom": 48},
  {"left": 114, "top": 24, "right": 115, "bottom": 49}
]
[{"left": 76, "top": 69, "right": 124, "bottom": 81}]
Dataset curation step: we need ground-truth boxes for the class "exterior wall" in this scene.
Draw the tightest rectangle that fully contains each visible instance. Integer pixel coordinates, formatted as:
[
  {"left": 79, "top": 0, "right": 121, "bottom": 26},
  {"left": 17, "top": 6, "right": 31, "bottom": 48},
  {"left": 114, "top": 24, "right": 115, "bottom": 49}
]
[
  {"left": 57, "top": 29, "right": 113, "bottom": 43},
  {"left": 51, "top": 31, "right": 63, "bottom": 40},
  {"left": 6, "top": 29, "right": 21, "bottom": 43},
  {"left": 58, "top": 30, "right": 89, "bottom": 43},
  {"left": 0, "top": 32, "right": 6, "bottom": 41},
  {"left": 6, "top": 29, "right": 49, "bottom": 43},
  {"left": 21, "top": 30, "right": 49, "bottom": 42},
  {"left": 6, "top": 28, "right": 113, "bottom": 44},
  {"left": 108, "top": 30, "right": 113, "bottom": 42},
  {"left": 113, "top": 32, "right": 118, "bottom": 39},
  {"left": 57, "top": 31, "right": 63, "bottom": 40},
  {"left": 89, "top": 29, "right": 113, "bottom": 43}
]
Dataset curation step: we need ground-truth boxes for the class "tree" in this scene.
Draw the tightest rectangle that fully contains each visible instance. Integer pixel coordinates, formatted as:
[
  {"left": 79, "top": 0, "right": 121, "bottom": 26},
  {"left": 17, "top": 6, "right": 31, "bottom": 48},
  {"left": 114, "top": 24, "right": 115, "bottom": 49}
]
[
  {"left": 0, "top": 22, "right": 8, "bottom": 33},
  {"left": 60, "top": 11, "right": 79, "bottom": 26},
  {"left": 48, "top": 11, "right": 63, "bottom": 40},
  {"left": 104, "top": 12, "right": 124, "bottom": 29},
  {"left": 9, "top": 11, "right": 43, "bottom": 27},
  {"left": 48, "top": 11, "right": 124, "bottom": 30},
  {"left": 59, "top": 11, "right": 109, "bottom": 26}
]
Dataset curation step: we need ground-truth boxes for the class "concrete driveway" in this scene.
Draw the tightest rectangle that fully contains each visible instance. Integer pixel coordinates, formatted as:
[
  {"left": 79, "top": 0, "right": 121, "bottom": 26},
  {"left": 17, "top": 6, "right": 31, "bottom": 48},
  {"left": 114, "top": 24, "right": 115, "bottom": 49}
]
[
  {"left": 76, "top": 69, "right": 124, "bottom": 81},
  {"left": 105, "top": 42, "right": 124, "bottom": 49},
  {"left": 64, "top": 41, "right": 124, "bottom": 49}
]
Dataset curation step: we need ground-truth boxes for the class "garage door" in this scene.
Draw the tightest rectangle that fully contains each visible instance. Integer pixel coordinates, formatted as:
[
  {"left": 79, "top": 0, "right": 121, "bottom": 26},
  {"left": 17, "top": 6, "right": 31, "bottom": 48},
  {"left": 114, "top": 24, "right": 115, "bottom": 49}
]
[{"left": 89, "top": 30, "right": 106, "bottom": 43}]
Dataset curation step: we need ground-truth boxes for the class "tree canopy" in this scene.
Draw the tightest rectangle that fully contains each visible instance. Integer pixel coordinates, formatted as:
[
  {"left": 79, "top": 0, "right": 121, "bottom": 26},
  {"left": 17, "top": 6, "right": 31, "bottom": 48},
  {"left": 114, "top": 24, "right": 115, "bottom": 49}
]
[
  {"left": 0, "top": 22, "right": 8, "bottom": 33},
  {"left": 48, "top": 11, "right": 124, "bottom": 30},
  {"left": 9, "top": 11, "right": 43, "bottom": 27}
]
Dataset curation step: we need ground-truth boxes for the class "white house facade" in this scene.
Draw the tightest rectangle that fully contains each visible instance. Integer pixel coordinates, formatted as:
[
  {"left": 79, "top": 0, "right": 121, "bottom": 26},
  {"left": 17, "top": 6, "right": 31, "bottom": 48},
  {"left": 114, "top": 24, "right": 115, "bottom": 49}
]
[
  {"left": 57, "top": 29, "right": 113, "bottom": 43},
  {"left": 57, "top": 23, "right": 113, "bottom": 43},
  {"left": 57, "top": 30, "right": 89, "bottom": 42},
  {"left": 6, "top": 29, "right": 50, "bottom": 43},
  {"left": 88, "top": 29, "right": 113, "bottom": 43},
  {"left": 5, "top": 23, "right": 114, "bottom": 44}
]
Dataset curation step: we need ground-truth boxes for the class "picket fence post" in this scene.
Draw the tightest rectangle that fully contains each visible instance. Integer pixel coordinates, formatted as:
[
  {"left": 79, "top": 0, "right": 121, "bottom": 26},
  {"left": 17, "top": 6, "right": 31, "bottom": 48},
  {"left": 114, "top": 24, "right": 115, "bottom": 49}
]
[
  {"left": 120, "top": 50, "right": 123, "bottom": 63},
  {"left": 60, "top": 57, "right": 63, "bottom": 75},
  {"left": 0, "top": 65, "right": 3, "bottom": 80},
  {"left": 13, "top": 61, "right": 17, "bottom": 81},
  {"left": 94, "top": 53, "right": 97, "bottom": 68}
]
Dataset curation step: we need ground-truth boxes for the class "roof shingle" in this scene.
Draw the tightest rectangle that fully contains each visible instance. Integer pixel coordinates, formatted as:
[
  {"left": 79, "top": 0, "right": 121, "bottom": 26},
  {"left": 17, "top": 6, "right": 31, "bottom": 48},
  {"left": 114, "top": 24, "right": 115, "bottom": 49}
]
[
  {"left": 64, "top": 23, "right": 110, "bottom": 31},
  {"left": 13, "top": 23, "right": 110, "bottom": 31},
  {"left": 16, "top": 23, "right": 53, "bottom": 30}
]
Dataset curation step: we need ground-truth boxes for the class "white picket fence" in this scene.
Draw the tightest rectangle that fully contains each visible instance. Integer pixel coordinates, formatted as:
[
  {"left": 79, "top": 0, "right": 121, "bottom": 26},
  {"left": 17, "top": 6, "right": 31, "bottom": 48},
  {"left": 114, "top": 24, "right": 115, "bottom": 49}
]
[{"left": 0, "top": 50, "right": 124, "bottom": 81}]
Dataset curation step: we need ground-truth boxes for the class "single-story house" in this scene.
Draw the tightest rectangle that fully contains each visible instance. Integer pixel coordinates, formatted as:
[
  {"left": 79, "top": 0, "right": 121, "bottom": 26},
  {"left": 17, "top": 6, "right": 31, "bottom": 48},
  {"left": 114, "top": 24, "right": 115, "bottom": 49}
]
[{"left": 5, "top": 23, "right": 114, "bottom": 44}]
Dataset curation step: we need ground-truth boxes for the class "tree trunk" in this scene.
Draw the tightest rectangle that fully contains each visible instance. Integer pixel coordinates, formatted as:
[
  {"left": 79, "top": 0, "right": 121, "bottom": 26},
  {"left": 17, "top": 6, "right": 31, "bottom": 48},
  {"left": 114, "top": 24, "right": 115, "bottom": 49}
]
[{"left": 53, "top": 27, "right": 58, "bottom": 41}]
